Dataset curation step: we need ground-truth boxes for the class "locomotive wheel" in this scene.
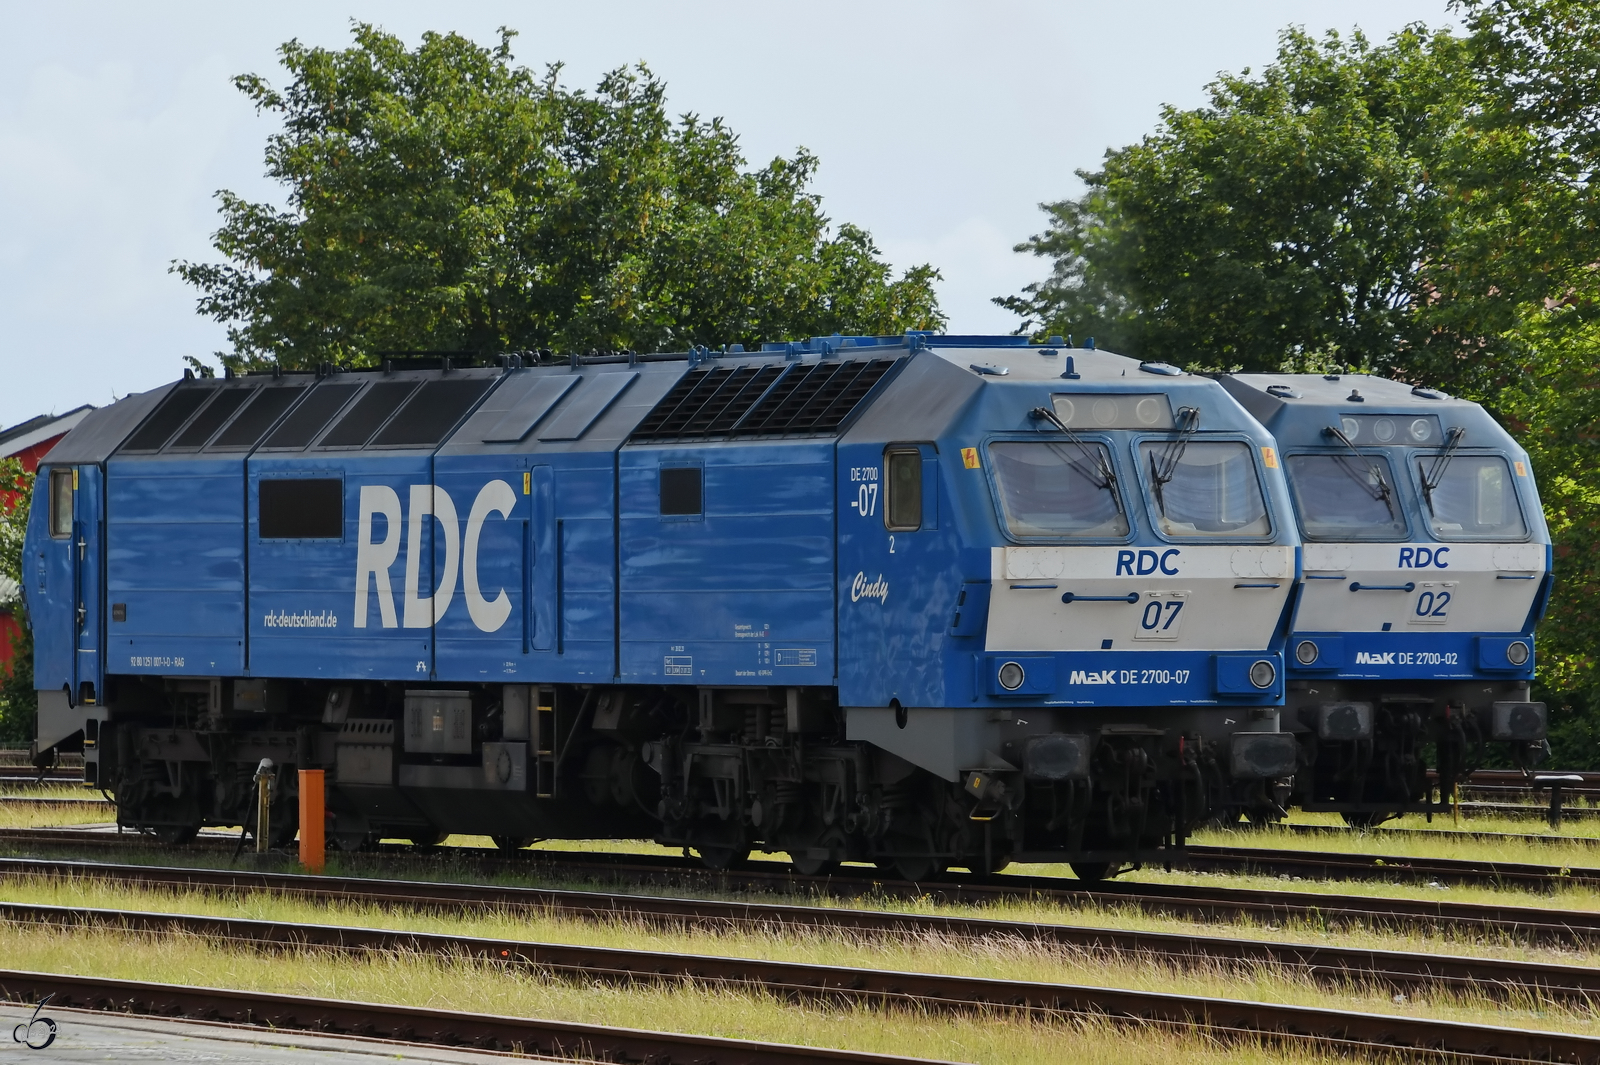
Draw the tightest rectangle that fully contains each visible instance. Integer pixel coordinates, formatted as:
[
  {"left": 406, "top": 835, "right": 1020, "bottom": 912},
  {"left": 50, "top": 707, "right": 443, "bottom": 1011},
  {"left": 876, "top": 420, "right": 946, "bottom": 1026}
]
[
  {"left": 1070, "top": 861, "right": 1113, "bottom": 882},
  {"left": 408, "top": 827, "right": 448, "bottom": 848},
  {"left": 154, "top": 823, "right": 198, "bottom": 845},
  {"left": 884, "top": 855, "right": 945, "bottom": 882},
  {"left": 333, "top": 832, "right": 374, "bottom": 853},
  {"left": 491, "top": 835, "right": 535, "bottom": 851},
  {"left": 789, "top": 852, "right": 838, "bottom": 876},
  {"left": 696, "top": 845, "right": 750, "bottom": 870},
  {"left": 1340, "top": 810, "right": 1398, "bottom": 829}
]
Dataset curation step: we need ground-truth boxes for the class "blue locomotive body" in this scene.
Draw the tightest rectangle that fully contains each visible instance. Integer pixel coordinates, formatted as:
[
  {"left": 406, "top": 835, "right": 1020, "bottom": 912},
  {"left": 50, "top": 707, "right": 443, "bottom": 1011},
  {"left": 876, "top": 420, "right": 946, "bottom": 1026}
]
[
  {"left": 1218, "top": 373, "right": 1552, "bottom": 821},
  {"left": 24, "top": 336, "right": 1302, "bottom": 875}
]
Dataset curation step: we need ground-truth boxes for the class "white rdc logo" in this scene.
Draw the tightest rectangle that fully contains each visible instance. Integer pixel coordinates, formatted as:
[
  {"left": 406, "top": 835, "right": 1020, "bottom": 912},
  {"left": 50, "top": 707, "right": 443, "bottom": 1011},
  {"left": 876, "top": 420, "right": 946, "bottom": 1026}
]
[{"left": 354, "top": 481, "right": 518, "bottom": 633}]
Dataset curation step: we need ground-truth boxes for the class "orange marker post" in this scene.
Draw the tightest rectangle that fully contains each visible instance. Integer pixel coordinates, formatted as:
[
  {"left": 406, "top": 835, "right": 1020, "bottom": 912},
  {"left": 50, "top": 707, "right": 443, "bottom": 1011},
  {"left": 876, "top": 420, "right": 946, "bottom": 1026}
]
[{"left": 298, "top": 769, "right": 325, "bottom": 872}]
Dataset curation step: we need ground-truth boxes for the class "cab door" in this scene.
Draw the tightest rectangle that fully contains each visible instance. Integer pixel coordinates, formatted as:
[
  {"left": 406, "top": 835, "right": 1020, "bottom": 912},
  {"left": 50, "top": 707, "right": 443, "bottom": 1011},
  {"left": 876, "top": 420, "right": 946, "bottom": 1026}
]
[
  {"left": 27, "top": 467, "right": 76, "bottom": 696},
  {"left": 71, "top": 465, "right": 105, "bottom": 703}
]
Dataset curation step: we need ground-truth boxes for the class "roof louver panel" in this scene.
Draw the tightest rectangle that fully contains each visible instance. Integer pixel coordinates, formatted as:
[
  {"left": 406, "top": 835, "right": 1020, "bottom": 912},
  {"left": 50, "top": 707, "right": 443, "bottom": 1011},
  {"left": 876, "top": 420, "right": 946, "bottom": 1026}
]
[{"left": 632, "top": 358, "right": 898, "bottom": 441}]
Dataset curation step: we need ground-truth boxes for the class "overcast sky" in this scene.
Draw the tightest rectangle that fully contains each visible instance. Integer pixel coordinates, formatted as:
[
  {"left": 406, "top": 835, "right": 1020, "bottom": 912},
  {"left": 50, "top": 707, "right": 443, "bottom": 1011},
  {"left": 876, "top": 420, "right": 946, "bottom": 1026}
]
[{"left": 0, "top": 0, "right": 1456, "bottom": 429}]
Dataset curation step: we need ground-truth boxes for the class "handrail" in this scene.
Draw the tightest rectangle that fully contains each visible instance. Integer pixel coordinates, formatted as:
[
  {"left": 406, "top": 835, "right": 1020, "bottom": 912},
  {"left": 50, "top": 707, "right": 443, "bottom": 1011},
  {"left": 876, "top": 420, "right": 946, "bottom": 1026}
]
[
  {"left": 1349, "top": 581, "right": 1415, "bottom": 592},
  {"left": 1061, "top": 592, "right": 1141, "bottom": 604}
]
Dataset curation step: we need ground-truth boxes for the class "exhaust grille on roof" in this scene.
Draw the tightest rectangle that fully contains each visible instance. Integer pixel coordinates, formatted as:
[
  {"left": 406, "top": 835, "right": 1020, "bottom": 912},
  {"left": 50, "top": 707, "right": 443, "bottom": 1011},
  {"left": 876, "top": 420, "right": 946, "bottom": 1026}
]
[{"left": 632, "top": 358, "right": 900, "bottom": 441}]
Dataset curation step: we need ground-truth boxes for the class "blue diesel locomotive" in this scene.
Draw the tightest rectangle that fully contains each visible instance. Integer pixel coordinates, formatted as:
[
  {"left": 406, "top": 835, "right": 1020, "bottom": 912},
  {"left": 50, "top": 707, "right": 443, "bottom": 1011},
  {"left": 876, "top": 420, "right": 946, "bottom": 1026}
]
[
  {"left": 1218, "top": 372, "right": 1552, "bottom": 824},
  {"left": 23, "top": 334, "right": 1301, "bottom": 878}
]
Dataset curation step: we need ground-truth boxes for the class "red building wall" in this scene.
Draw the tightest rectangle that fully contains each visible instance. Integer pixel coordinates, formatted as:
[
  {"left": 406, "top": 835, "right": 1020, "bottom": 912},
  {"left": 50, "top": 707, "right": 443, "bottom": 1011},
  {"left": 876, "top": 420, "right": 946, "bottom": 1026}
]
[{"left": 1, "top": 429, "right": 76, "bottom": 674}]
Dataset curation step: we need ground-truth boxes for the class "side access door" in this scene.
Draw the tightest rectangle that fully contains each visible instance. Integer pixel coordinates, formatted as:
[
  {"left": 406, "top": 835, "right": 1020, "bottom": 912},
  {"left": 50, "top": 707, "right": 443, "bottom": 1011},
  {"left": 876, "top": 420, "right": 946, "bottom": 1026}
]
[{"left": 71, "top": 464, "right": 105, "bottom": 704}]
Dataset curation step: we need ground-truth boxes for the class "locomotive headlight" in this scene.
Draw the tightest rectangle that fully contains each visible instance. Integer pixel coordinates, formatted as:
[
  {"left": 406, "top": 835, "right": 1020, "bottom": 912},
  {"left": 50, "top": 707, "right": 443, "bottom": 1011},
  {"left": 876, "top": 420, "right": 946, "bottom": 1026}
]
[
  {"left": 1135, "top": 397, "right": 1163, "bottom": 425},
  {"left": 1248, "top": 659, "right": 1277, "bottom": 689},
  {"left": 1092, "top": 398, "right": 1119, "bottom": 425},
  {"left": 1295, "top": 640, "right": 1320, "bottom": 666},
  {"left": 1341, "top": 416, "right": 1360, "bottom": 439},
  {"left": 1409, "top": 418, "right": 1433, "bottom": 442},
  {"left": 998, "top": 661, "right": 1026, "bottom": 691},
  {"left": 1507, "top": 641, "right": 1531, "bottom": 666},
  {"left": 1373, "top": 418, "right": 1396, "bottom": 442}
]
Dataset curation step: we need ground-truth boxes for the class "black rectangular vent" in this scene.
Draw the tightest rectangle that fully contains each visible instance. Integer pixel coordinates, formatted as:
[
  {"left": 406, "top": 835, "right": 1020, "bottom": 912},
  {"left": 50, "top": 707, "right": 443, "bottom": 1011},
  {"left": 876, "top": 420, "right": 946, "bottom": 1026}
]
[
  {"left": 261, "top": 382, "right": 361, "bottom": 450},
  {"left": 319, "top": 381, "right": 419, "bottom": 448},
  {"left": 260, "top": 478, "right": 343, "bottom": 539},
  {"left": 122, "top": 387, "right": 212, "bottom": 452},
  {"left": 632, "top": 359, "right": 897, "bottom": 441},
  {"left": 170, "top": 387, "right": 256, "bottom": 449},
  {"left": 370, "top": 377, "right": 495, "bottom": 447},
  {"left": 660, "top": 467, "right": 703, "bottom": 515},
  {"left": 209, "top": 385, "right": 308, "bottom": 450}
]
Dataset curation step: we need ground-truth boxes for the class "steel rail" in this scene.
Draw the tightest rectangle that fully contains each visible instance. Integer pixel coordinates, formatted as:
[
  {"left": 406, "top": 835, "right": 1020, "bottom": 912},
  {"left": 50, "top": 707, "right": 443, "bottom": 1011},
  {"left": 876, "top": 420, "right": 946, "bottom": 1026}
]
[
  {"left": 8, "top": 843, "right": 1600, "bottom": 944},
  {"left": 8, "top": 825, "right": 1600, "bottom": 891},
  {"left": 3, "top": 858, "right": 1600, "bottom": 998},
  {"left": 5, "top": 833, "right": 1600, "bottom": 943},
  {"left": 1182, "top": 845, "right": 1600, "bottom": 887},
  {"left": 1, "top": 908, "right": 1597, "bottom": 1063},
  {"left": 1270, "top": 823, "right": 1600, "bottom": 847},
  {"left": 0, "top": 969, "right": 949, "bottom": 1065},
  {"left": 0, "top": 796, "right": 112, "bottom": 809}
]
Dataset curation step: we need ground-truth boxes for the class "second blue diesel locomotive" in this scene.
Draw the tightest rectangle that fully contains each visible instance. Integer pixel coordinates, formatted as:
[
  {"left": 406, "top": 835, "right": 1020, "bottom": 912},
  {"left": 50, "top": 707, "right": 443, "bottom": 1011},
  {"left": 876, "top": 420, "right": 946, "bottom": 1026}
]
[
  {"left": 24, "top": 334, "right": 1301, "bottom": 878},
  {"left": 1219, "top": 372, "right": 1552, "bottom": 823}
]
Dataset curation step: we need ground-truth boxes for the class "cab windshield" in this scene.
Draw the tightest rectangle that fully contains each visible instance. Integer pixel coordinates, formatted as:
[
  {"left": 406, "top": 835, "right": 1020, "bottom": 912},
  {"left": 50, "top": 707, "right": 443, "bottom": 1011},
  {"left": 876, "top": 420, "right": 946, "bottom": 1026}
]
[
  {"left": 1138, "top": 440, "right": 1270, "bottom": 538},
  {"left": 1417, "top": 454, "right": 1527, "bottom": 540},
  {"left": 1285, "top": 453, "right": 1407, "bottom": 540},
  {"left": 989, "top": 441, "right": 1129, "bottom": 539}
]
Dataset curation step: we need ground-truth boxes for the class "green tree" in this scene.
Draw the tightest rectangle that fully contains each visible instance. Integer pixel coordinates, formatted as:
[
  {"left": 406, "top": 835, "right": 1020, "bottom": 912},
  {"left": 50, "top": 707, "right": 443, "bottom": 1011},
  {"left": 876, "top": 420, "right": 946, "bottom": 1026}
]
[
  {"left": 0, "top": 459, "right": 35, "bottom": 745},
  {"left": 997, "top": 26, "right": 1528, "bottom": 387},
  {"left": 174, "top": 25, "right": 942, "bottom": 370}
]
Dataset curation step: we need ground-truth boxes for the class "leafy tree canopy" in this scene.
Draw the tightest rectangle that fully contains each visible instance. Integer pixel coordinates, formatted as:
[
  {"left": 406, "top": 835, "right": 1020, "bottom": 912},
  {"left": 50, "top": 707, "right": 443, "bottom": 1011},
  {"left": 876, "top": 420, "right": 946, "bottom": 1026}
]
[
  {"left": 176, "top": 24, "right": 943, "bottom": 370},
  {"left": 997, "top": 23, "right": 1578, "bottom": 392}
]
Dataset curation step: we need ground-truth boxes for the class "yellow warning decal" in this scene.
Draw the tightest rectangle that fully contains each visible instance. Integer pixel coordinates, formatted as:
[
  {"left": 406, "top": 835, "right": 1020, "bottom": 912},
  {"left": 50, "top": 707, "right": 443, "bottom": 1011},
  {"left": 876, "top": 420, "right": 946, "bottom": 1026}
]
[
  {"left": 1261, "top": 446, "right": 1278, "bottom": 469},
  {"left": 961, "top": 447, "right": 980, "bottom": 469},
  {"left": 523, "top": 471, "right": 532, "bottom": 495},
  {"left": 1515, "top": 460, "right": 1527, "bottom": 477}
]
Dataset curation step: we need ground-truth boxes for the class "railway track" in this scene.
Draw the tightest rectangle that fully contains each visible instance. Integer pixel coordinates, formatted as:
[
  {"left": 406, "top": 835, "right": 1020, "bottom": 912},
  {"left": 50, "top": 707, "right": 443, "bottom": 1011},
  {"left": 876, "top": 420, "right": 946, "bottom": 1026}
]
[
  {"left": 4, "top": 885, "right": 1600, "bottom": 1006},
  {"left": 0, "top": 970, "right": 941, "bottom": 1065},
  {"left": 3, "top": 901, "right": 1599, "bottom": 1062},
  {"left": 1270, "top": 823, "right": 1600, "bottom": 847},
  {"left": 4, "top": 822, "right": 1600, "bottom": 926},
  {"left": 1183, "top": 844, "right": 1600, "bottom": 887},
  {"left": 11, "top": 821, "right": 1600, "bottom": 887},
  {"left": 5, "top": 854, "right": 1600, "bottom": 975}
]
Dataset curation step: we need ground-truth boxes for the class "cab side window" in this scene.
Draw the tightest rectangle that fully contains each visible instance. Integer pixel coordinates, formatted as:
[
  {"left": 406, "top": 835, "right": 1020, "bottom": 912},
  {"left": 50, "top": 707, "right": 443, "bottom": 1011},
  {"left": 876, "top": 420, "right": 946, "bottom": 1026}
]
[
  {"left": 885, "top": 449, "right": 922, "bottom": 531},
  {"left": 48, "top": 469, "right": 72, "bottom": 538}
]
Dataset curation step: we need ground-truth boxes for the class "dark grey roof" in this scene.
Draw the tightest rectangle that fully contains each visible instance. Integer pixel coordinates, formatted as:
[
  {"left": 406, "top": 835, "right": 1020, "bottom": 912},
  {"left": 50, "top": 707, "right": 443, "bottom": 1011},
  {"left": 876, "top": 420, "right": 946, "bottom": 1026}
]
[{"left": 41, "top": 386, "right": 176, "bottom": 465}]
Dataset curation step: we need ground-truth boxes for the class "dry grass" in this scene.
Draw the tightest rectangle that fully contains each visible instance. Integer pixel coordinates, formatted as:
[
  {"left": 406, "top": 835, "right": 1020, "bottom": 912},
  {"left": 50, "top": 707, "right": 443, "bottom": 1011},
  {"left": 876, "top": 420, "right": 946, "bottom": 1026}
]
[
  {"left": 0, "top": 872, "right": 1596, "bottom": 1037},
  {"left": 0, "top": 919, "right": 1375, "bottom": 1065}
]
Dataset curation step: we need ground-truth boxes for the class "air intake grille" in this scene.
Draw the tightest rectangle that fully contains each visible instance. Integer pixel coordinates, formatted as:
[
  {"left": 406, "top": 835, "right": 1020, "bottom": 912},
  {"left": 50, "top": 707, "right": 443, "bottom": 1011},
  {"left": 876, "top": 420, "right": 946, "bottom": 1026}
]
[{"left": 632, "top": 358, "right": 899, "bottom": 441}]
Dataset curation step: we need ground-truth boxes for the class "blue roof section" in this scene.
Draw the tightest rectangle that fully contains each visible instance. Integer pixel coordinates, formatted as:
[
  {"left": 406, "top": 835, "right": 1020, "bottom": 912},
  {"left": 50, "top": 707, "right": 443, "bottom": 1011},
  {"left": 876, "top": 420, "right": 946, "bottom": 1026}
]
[{"left": 759, "top": 332, "right": 1036, "bottom": 356}]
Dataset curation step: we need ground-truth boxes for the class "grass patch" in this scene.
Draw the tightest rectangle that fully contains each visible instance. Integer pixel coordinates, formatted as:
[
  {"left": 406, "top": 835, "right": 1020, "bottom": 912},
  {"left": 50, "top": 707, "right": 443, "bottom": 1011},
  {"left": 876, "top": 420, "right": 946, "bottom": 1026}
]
[
  {"left": 0, "top": 869, "right": 1597, "bottom": 1034},
  {"left": 0, "top": 920, "right": 1367, "bottom": 1065}
]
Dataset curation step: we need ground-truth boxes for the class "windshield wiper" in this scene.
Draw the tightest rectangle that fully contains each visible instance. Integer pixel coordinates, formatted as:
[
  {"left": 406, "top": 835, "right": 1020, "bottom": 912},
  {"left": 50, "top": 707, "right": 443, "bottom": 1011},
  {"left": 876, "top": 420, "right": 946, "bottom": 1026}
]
[
  {"left": 1420, "top": 426, "right": 1466, "bottom": 514},
  {"left": 1147, "top": 406, "right": 1201, "bottom": 514},
  {"left": 1029, "top": 406, "right": 1120, "bottom": 496},
  {"left": 1322, "top": 425, "right": 1395, "bottom": 516}
]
